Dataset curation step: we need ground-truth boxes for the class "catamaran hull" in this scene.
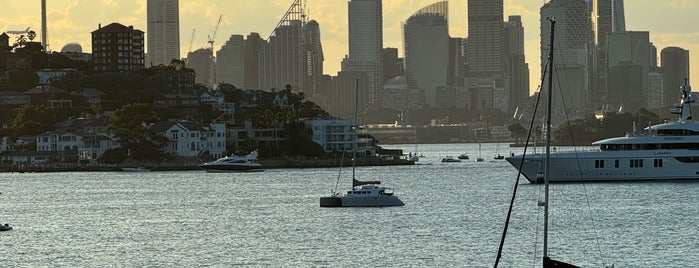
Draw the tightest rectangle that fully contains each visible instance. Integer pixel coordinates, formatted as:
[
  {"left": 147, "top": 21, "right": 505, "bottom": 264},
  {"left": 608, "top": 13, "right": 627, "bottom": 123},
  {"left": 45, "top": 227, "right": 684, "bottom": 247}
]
[
  {"left": 319, "top": 196, "right": 405, "bottom": 207},
  {"left": 507, "top": 150, "right": 699, "bottom": 183},
  {"left": 199, "top": 164, "right": 264, "bottom": 173}
]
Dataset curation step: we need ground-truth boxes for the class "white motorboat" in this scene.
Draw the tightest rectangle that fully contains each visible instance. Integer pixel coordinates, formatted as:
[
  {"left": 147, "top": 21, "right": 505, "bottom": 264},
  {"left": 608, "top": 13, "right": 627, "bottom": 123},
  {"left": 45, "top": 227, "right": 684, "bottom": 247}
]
[
  {"left": 199, "top": 150, "right": 264, "bottom": 173},
  {"left": 442, "top": 156, "right": 461, "bottom": 163},
  {"left": 507, "top": 79, "right": 699, "bottom": 183},
  {"left": 319, "top": 79, "right": 404, "bottom": 207}
]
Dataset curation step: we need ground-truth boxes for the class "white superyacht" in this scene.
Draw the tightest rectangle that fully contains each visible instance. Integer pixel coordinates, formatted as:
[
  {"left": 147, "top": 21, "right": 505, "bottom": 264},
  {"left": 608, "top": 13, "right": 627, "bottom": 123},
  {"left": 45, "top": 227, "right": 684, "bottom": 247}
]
[{"left": 507, "top": 81, "right": 699, "bottom": 183}]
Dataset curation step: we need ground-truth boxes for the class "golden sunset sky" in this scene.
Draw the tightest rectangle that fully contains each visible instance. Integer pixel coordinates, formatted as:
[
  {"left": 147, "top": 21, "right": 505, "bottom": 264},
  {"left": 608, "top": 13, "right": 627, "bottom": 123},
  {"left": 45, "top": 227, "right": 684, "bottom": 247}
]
[{"left": 2, "top": 0, "right": 698, "bottom": 94}]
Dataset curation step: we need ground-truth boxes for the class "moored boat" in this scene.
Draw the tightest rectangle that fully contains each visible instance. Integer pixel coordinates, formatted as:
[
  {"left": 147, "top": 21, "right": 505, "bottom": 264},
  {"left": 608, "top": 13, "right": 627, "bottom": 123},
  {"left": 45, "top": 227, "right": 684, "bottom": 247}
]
[
  {"left": 199, "top": 150, "right": 264, "bottom": 173},
  {"left": 0, "top": 223, "right": 12, "bottom": 231},
  {"left": 507, "top": 79, "right": 699, "bottom": 183}
]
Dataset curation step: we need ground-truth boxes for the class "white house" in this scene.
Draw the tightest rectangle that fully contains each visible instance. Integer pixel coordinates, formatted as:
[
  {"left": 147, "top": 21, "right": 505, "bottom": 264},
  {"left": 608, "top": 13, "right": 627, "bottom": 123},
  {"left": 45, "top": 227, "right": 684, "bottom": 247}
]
[
  {"left": 302, "top": 117, "right": 375, "bottom": 157},
  {"left": 35, "top": 130, "right": 118, "bottom": 165},
  {"left": 151, "top": 121, "right": 226, "bottom": 159}
]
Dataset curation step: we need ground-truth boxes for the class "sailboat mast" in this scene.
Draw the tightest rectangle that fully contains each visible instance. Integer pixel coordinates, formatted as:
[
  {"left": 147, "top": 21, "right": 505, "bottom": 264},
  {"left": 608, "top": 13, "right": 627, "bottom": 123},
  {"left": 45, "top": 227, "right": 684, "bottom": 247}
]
[
  {"left": 352, "top": 78, "right": 359, "bottom": 183},
  {"left": 543, "top": 17, "right": 556, "bottom": 260}
]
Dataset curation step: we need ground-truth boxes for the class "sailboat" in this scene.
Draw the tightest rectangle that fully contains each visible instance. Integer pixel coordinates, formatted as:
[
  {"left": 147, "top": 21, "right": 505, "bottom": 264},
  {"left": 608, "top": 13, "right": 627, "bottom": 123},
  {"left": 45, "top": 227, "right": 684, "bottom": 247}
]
[
  {"left": 476, "top": 143, "right": 485, "bottom": 162},
  {"left": 495, "top": 18, "right": 580, "bottom": 268},
  {"left": 494, "top": 143, "right": 504, "bottom": 160},
  {"left": 408, "top": 126, "right": 419, "bottom": 162},
  {"left": 319, "top": 79, "right": 405, "bottom": 208}
]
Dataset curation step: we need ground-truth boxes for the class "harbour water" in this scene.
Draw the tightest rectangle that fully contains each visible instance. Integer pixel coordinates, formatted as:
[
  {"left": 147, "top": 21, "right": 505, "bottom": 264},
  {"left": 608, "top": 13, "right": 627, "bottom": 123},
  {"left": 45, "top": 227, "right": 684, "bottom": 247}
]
[{"left": 1, "top": 143, "right": 698, "bottom": 266}]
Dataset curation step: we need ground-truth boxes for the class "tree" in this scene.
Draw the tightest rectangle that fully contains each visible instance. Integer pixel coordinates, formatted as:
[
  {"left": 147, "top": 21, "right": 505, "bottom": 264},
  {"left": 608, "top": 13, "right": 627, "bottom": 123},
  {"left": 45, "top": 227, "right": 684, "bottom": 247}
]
[
  {"left": 11, "top": 104, "right": 56, "bottom": 136},
  {"left": 108, "top": 103, "right": 161, "bottom": 161},
  {"left": 507, "top": 123, "right": 528, "bottom": 143}
]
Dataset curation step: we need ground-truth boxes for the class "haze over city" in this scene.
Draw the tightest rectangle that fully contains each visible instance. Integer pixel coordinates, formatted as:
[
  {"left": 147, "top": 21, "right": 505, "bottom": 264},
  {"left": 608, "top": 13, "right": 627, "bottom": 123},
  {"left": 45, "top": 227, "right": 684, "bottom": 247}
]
[{"left": 2, "top": 0, "right": 698, "bottom": 95}]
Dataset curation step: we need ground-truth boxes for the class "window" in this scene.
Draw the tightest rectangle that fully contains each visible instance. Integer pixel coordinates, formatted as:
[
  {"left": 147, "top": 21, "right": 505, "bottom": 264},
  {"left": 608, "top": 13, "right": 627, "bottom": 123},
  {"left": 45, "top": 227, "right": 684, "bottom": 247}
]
[
  {"left": 595, "top": 160, "right": 604, "bottom": 168},
  {"left": 654, "top": 159, "right": 663, "bottom": 167},
  {"left": 615, "top": 159, "right": 619, "bottom": 168}
]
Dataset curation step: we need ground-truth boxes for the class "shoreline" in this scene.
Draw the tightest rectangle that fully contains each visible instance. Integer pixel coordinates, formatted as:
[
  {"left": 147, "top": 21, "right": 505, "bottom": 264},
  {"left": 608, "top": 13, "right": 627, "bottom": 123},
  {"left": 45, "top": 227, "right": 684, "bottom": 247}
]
[{"left": 1, "top": 157, "right": 415, "bottom": 173}]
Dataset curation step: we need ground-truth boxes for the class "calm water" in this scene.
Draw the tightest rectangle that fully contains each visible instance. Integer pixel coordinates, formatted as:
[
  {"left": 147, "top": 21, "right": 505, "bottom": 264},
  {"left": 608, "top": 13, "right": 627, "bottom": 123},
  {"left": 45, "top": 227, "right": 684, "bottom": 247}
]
[{"left": 1, "top": 143, "right": 698, "bottom": 267}]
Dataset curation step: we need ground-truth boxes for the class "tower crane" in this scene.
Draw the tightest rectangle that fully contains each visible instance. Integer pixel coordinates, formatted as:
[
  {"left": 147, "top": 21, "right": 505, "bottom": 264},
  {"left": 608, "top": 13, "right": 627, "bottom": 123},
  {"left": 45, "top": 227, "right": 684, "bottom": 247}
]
[
  {"left": 188, "top": 28, "right": 196, "bottom": 54},
  {"left": 208, "top": 14, "right": 222, "bottom": 52},
  {"left": 208, "top": 14, "right": 222, "bottom": 87}
]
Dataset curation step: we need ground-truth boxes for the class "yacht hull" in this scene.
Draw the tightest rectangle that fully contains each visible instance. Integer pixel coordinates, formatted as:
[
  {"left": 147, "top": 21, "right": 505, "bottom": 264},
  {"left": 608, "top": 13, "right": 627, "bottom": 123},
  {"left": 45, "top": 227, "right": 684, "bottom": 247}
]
[
  {"left": 507, "top": 149, "right": 699, "bottom": 183},
  {"left": 199, "top": 164, "right": 264, "bottom": 173},
  {"left": 319, "top": 196, "right": 405, "bottom": 207}
]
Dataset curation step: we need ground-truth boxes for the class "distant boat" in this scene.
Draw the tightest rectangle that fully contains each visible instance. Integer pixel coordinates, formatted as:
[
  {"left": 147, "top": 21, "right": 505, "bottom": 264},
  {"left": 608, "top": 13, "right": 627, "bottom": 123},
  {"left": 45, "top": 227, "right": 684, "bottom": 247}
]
[
  {"left": 199, "top": 150, "right": 264, "bottom": 173},
  {"left": 121, "top": 166, "right": 150, "bottom": 172},
  {"left": 442, "top": 156, "right": 461, "bottom": 163},
  {"left": 476, "top": 143, "right": 484, "bottom": 162},
  {"left": 0, "top": 223, "right": 12, "bottom": 231},
  {"left": 494, "top": 143, "right": 505, "bottom": 160},
  {"left": 457, "top": 153, "right": 469, "bottom": 160},
  {"left": 319, "top": 79, "right": 404, "bottom": 208}
]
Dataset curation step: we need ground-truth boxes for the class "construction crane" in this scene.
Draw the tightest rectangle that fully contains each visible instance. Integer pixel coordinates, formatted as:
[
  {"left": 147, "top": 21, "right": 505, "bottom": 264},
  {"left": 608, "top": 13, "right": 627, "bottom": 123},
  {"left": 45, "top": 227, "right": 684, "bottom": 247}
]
[
  {"left": 184, "top": 28, "right": 196, "bottom": 65},
  {"left": 208, "top": 14, "right": 222, "bottom": 87},
  {"left": 207, "top": 14, "right": 222, "bottom": 52}
]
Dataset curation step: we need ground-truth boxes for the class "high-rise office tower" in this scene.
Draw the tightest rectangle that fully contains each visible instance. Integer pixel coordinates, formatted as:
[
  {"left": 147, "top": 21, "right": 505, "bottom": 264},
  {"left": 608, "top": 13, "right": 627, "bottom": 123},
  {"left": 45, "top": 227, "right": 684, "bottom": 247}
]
[
  {"left": 607, "top": 31, "right": 649, "bottom": 112},
  {"left": 661, "top": 47, "right": 690, "bottom": 109},
  {"left": 595, "top": 0, "right": 626, "bottom": 110},
  {"left": 343, "top": 0, "right": 383, "bottom": 110},
  {"left": 504, "top": 15, "right": 530, "bottom": 114},
  {"left": 187, "top": 48, "right": 213, "bottom": 87},
  {"left": 259, "top": 0, "right": 323, "bottom": 98},
  {"left": 147, "top": 0, "right": 180, "bottom": 66},
  {"left": 91, "top": 23, "right": 145, "bottom": 72},
  {"left": 540, "top": 0, "right": 594, "bottom": 120},
  {"left": 467, "top": 0, "right": 505, "bottom": 114},
  {"left": 403, "top": 1, "right": 449, "bottom": 108},
  {"left": 216, "top": 35, "right": 245, "bottom": 87}
]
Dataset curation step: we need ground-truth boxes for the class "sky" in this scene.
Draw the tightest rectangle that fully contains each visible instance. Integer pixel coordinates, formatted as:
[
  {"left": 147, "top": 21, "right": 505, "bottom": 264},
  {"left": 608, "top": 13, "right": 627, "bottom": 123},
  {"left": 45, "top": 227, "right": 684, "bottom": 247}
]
[{"left": 2, "top": 0, "right": 699, "bottom": 95}]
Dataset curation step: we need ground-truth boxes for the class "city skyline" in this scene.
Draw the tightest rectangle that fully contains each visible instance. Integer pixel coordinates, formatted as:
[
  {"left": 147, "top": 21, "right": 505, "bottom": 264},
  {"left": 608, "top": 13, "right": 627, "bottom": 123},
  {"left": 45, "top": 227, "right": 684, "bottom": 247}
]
[{"left": 2, "top": 0, "right": 698, "bottom": 94}]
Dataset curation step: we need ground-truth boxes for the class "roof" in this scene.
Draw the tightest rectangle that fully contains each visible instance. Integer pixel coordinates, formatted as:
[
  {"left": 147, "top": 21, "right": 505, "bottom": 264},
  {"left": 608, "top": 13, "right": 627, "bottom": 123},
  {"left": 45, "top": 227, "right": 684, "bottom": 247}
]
[
  {"left": 24, "top": 85, "right": 67, "bottom": 94},
  {"left": 92, "top": 23, "right": 143, "bottom": 34}
]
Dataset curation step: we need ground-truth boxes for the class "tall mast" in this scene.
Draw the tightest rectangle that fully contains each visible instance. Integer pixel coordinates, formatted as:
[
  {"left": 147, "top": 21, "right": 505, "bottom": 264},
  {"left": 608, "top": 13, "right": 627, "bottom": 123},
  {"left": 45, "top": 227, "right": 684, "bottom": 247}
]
[
  {"left": 543, "top": 17, "right": 556, "bottom": 260},
  {"left": 352, "top": 78, "right": 359, "bottom": 183}
]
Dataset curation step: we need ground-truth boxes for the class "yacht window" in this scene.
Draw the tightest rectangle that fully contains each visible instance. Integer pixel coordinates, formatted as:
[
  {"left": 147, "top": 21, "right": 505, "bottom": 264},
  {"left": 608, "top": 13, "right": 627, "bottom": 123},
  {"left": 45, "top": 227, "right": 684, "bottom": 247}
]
[{"left": 615, "top": 159, "right": 619, "bottom": 168}]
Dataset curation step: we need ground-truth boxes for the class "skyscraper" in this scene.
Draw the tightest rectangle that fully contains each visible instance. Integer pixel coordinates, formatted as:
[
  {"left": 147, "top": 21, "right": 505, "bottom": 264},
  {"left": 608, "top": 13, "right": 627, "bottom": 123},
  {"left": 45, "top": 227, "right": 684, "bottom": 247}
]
[
  {"left": 147, "top": 0, "right": 180, "bottom": 66},
  {"left": 403, "top": 1, "right": 449, "bottom": 108},
  {"left": 504, "top": 15, "right": 530, "bottom": 114},
  {"left": 216, "top": 35, "right": 245, "bottom": 87},
  {"left": 595, "top": 0, "right": 626, "bottom": 109},
  {"left": 259, "top": 0, "right": 323, "bottom": 98},
  {"left": 467, "top": 0, "right": 505, "bottom": 115},
  {"left": 607, "top": 31, "right": 650, "bottom": 112},
  {"left": 661, "top": 47, "right": 690, "bottom": 109},
  {"left": 540, "top": 0, "right": 594, "bottom": 120},
  {"left": 343, "top": 0, "right": 383, "bottom": 110}
]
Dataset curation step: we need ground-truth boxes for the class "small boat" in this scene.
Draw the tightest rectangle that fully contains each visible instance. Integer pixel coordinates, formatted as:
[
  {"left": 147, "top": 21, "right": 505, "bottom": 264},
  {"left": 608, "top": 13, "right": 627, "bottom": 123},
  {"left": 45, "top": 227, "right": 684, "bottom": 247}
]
[
  {"left": 320, "top": 79, "right": 404, "bottom": 208},
  {"left": 442, "top": 156, "right": 461, "bottom": 163},
  {"left": 494, "top": 154, "right": 504, "bottom": 160},
  {"left": 0, "top": 224, "right": 12, "bottom": 231},
  {"left": 476, "top": 143, "right": 485, "bottom": 162},
  {"left": 199, "top": 150, "right": 264, "bottom": 173},
  {"left": 457, "top": 154, "right": 469, "bottom": 160},
  {"left": 121, "top": 166, "right": 150, "bottom": 172}
]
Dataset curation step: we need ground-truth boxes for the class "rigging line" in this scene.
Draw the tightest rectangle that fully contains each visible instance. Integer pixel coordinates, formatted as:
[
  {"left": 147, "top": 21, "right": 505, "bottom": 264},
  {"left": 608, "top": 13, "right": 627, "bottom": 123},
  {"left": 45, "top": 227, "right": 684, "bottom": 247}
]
[
  {"left": 494, "top": 59, "right": 550, "bottom": 268},
  {"left": 551, "top": 51, "right": 611, "bottom": 268},
  {"left": 334, "top": 151, "right": 346, "bottom": 193}
]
